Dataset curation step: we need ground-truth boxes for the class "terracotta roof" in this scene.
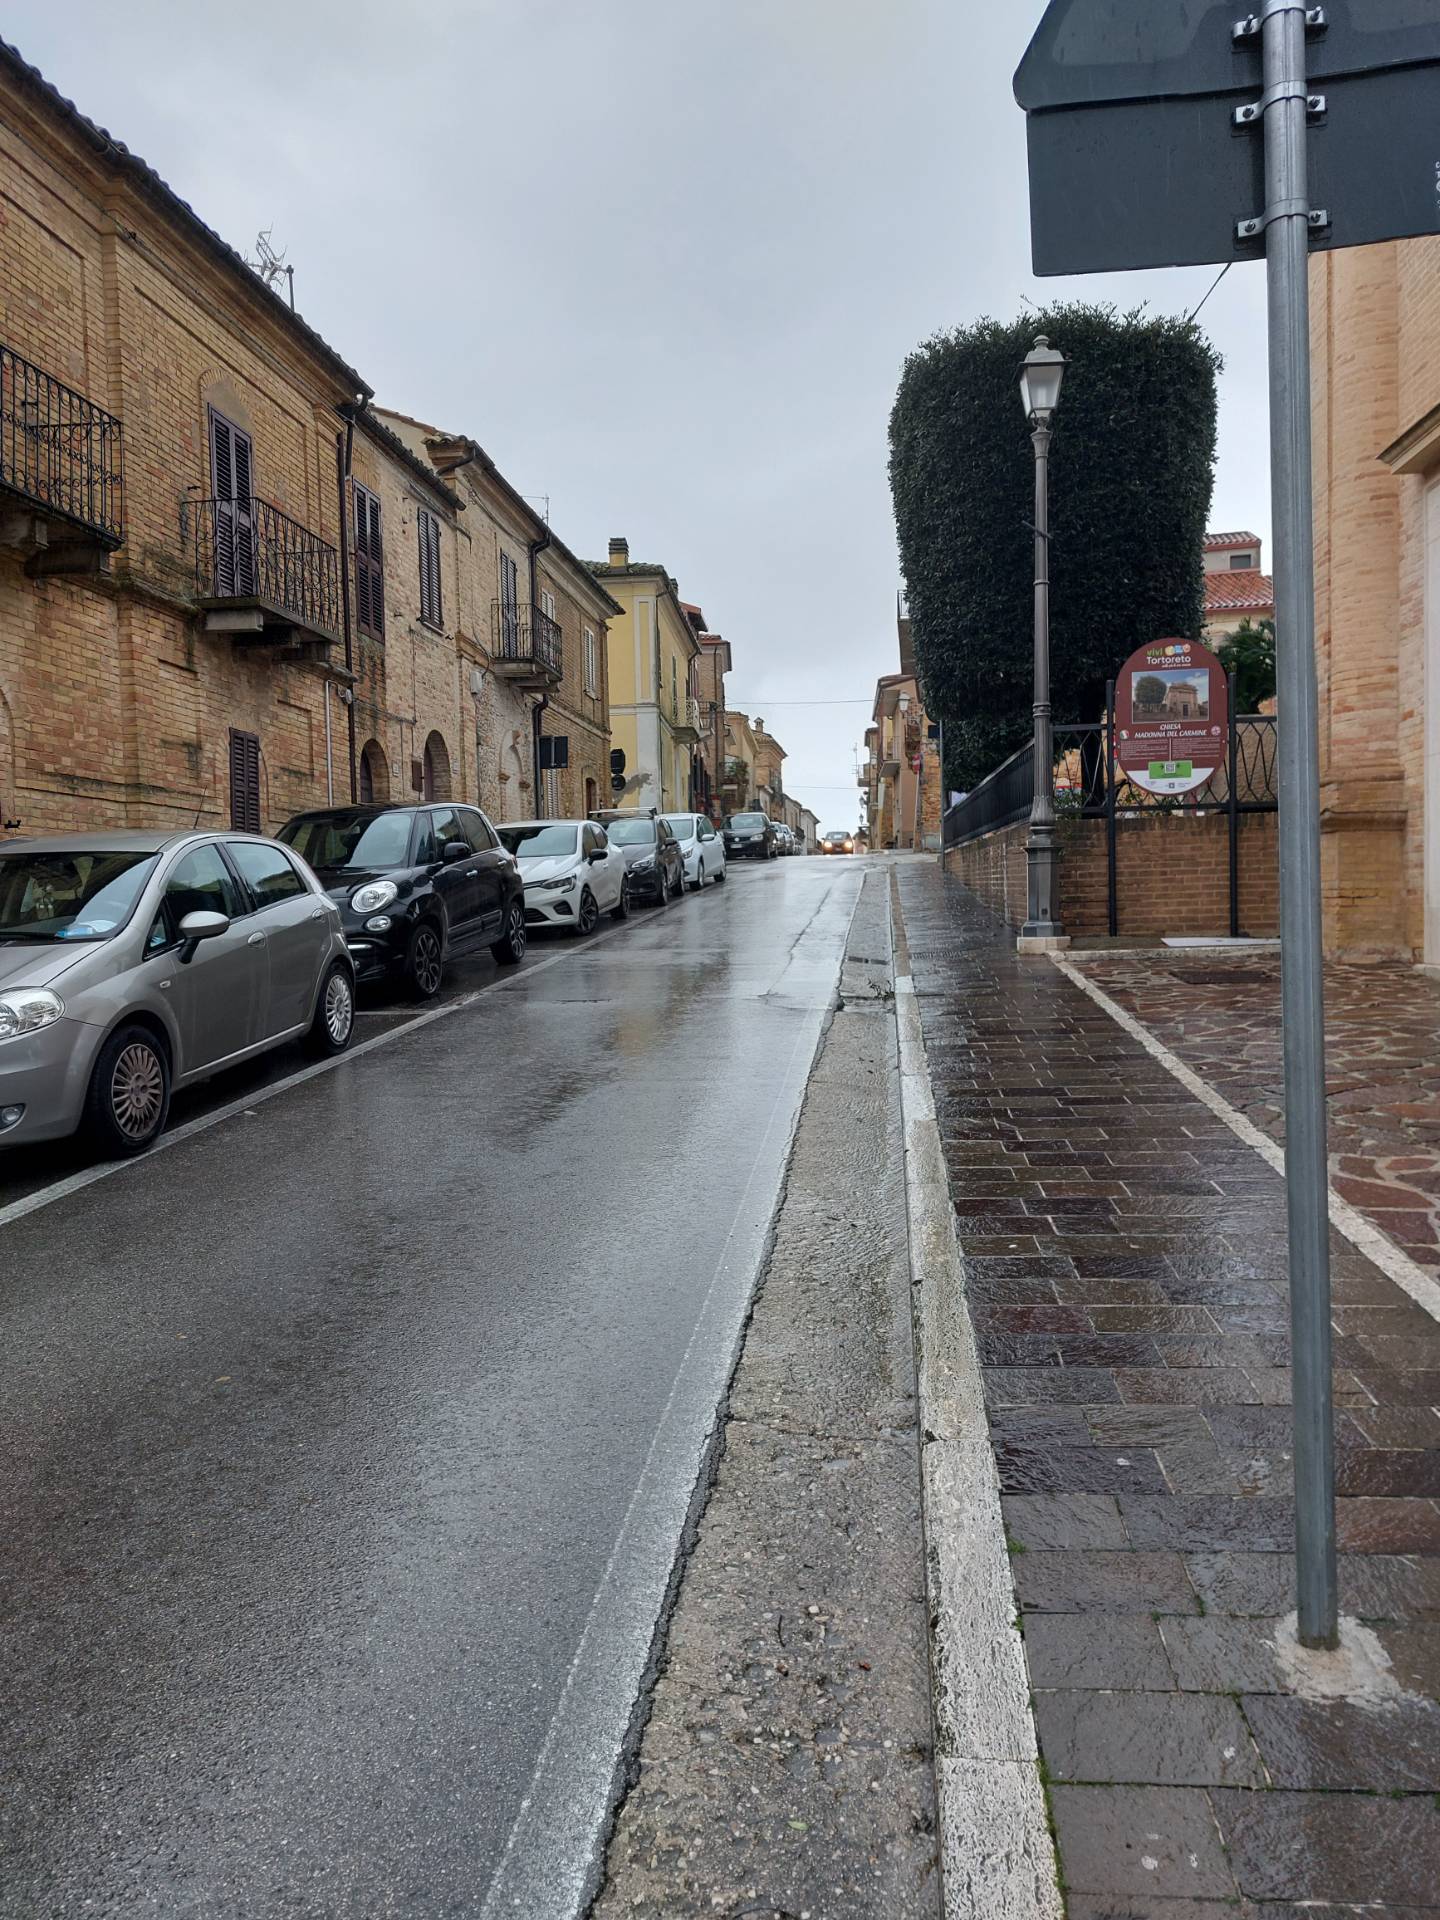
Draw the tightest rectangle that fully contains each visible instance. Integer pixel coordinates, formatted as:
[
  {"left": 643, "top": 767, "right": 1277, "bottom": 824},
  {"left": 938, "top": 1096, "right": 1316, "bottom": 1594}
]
[
  {"left": 1204, "top": 569, "right": 1274, "bottom": 614},
  {"left": 1204, "top": 530, "right": 1262, "bottom": 551},
  {"left": 0, "top": 38, "right": 370, "bottom": 401}
]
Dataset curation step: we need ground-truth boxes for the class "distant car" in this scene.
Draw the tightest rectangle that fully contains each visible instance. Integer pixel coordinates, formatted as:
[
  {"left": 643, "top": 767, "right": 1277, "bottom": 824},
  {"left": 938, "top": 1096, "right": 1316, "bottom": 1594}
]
[
  {"left": 663, "top": 813, "right": 727, "bottom": 891},
  {"left": 279, "top": 802, "right": 526, "bottom": 1000},
  {"left": 498, "top": 818, "right": 631, "bottom": 934},
  {"left": 723, "top": 811, "right": 777, "bottom": 860},
  {"left": 588, "top": 809, "right": 685, "bottom": 905},
  {"left": 0, "top": 830, "right": 354, "bottom": 1157},
  {"left": 820, "top": 828, "right": 856, "bottom": 855}
]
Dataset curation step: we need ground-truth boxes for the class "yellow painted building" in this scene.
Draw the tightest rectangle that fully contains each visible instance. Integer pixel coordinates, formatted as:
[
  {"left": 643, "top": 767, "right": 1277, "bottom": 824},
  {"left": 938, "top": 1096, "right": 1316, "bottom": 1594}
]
[{"left": 589, "top": 537, "right": 702, "bottom": 812}]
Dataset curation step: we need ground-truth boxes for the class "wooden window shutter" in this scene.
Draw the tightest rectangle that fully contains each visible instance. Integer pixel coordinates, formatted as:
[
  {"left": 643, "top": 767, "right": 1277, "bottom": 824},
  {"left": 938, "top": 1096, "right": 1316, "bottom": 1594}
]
[
  {"left": 419, "top": 509, "right": 442, "bottom": 628},
  {"left": 354, "top": 482, "right": 384, "bottom": 637},
  {"left": 209, "top": 410, "right": 255, "bottom": 597},
  {"left": 229, "top": 728, "right": 262, "bottom": 833}
]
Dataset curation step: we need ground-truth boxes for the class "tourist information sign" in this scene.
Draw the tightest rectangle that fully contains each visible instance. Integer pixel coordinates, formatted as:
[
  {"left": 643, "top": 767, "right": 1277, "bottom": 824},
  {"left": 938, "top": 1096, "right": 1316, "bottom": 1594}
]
[
  {"left": 1012, "top": 0, "right": 1440, "bottom": 1650},
  {"left": 1114, "top": 640, "right": 1229, "bottom": 797}
]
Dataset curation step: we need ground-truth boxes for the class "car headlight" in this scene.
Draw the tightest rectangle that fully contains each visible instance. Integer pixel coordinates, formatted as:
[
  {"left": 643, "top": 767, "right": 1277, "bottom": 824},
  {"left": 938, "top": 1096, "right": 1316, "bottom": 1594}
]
[
  {"left": 633, "top": 856, "right": 656, "bottom": 873},
  {"left": 538, "top": 874, "right": 577, "bottom": 892},
  {"left": 351, "top": 880, "right": 398, "bottom": 914},
  {"left": 0, "top": 988, "right": 64, "bottom": 1042}
]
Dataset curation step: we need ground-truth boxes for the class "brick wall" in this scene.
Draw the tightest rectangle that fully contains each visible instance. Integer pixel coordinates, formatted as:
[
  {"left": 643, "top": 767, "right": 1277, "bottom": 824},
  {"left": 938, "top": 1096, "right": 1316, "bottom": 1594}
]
[{"left": 945, "top": 813, "right": 1280, "bottom": 939}]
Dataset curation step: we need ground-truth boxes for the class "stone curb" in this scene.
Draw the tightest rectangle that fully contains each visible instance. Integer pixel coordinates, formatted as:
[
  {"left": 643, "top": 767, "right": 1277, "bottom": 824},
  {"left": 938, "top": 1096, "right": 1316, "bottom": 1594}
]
[{"left": 894, "top": 956, "right": 1063, "bottom": 1920}]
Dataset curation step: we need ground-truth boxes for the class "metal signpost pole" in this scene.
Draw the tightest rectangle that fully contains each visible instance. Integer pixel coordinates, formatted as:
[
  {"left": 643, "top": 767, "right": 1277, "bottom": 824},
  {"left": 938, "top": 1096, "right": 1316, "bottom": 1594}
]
[{"left": 1256, "top": 0, "right": 1338, "bottom": 1648}]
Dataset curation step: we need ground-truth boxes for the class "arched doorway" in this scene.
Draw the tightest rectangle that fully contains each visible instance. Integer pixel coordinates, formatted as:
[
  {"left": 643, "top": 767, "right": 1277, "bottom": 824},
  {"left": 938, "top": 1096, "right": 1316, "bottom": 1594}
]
[
  {"left": 421, "top": 731, "right": 452, "bottom": 802},
  {"left": 585, "top": 776, "right": 598, "bottom": 816},
  {"left": 359, "top": 738, "right": 389, "bottom": 804}
]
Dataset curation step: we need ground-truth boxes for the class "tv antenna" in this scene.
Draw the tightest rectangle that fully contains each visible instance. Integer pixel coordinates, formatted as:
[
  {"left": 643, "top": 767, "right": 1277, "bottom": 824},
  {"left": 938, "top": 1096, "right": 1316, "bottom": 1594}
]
[{"left": 250, "top": 228, "right": 295, "bottom": 310}]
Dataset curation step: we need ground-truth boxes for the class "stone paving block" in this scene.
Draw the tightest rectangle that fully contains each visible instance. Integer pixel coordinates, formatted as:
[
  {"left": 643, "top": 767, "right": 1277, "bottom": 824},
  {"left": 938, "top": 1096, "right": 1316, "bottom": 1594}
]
[
  {"left": 1051, "top": 1334, "right": 1167, "bottom": 1368},
  {"left": 1213, "top": 1788, "right": 1440, "bottom": 1905},
  {"left": 1118, "top": 1495, "right": 1298, "bottom": 1553},
  {"left": 1014, "top": 1550, "right": 1199, "bottom": 1615},
  {"left": 997, "top": 1445, "right": 1166, "bottom": 1497},
  {"left": 1335, "top": 1495, "right": 1440, "bottom": 1553},
  {"left": 990, "top": 1406, "right": 1091, "bottom": 1447},
  {"left": 1054, "top": 1277, "right": 1173, "bottom": 1306},
  {"left": 980, "top": 1333, "right": 1063, "bottom": 1367},
  {"left": 1159, "top": 1616, "right": 1288, "bottom": 1693},
  {"left": 1187, "top": 1550, "right": 1440, "bottom": 1618},
  {"left": 1335, "top": 1448, "right": 1440, "bottom": 1497},
  {"left": 1349, "top": 1405, "right": 1440, "bottom": 1448},
  {"left": 1049, "top": 1784, "right": 1236, "bottom": 1901},
  {"left": 1377, "top": 1623, "right": 1440, "bottom": 1695},
  {"left": 1002, "top": 1494, "right": 1128, "bottom": 1551},
  {"left": 1037, "top": 1690, "right": 1265, "bottom": 1788},
  {"left": 1069, "top": 1903, "right": 1259, "bottom": 1920},
  {"left": 1115, "top": 1366, "right": 1261, "bottom": 1407},
  {"left": 976, "top": 1303, "right": 1092, "bottom": 1332},
  {"left": 1241, "top": 1693, "right": 1440, "bottom": 1790},
  {"left": 966, "top": 1254, "right": 1077, "bottom": 1280},
  {"left": 1023, "top": 1614, "right": 1173, "bottom": 1690},
  {"left": 984, "top": 1367, "right": 1121, "bottom": 1407}
]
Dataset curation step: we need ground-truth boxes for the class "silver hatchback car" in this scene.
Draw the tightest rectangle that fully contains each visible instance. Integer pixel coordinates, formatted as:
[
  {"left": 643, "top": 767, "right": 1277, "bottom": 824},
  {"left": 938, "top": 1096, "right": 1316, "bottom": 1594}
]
[{"left": 0, "top": 830, "right": 355, "bottom": 1156}]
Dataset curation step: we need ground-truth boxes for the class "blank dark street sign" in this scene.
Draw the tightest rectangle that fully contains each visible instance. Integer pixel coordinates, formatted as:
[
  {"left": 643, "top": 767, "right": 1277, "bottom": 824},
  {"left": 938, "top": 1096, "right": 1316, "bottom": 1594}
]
[{"left": 1015, "top": 0, "right": 1440, "bottom": 274}]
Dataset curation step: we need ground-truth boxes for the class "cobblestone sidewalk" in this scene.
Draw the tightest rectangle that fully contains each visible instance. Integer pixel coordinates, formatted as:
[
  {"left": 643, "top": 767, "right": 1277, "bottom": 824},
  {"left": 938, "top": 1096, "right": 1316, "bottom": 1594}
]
[
  {"left": 1073, "top": 945, "right": 1440, "bottom": 1276},
  {"left": 896, "top": 862, "right": 1440, "bottom": 1916}
]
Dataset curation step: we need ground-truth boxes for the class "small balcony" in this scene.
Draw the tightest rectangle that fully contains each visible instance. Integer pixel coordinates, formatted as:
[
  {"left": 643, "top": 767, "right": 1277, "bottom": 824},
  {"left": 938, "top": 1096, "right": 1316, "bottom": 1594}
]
[
  {"left": 0, "top": 344, "right": 123, "bottom": 573},
  {"left": 491, "top": 601, "right": 563, "bottom": 687},
  {"left": 194, "top": 497, "right": 340, "bottom": 648},
  {"left": 880, "top": 754, "right": 902, "bottom": 780},
  {"left": 673, "top": 694, "right": 703, "bottom": 744}
]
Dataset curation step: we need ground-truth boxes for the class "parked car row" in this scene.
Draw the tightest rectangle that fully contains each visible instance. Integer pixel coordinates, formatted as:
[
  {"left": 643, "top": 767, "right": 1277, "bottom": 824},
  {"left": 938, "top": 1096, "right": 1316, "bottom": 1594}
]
[{"left": 0, "top": 799, "right": 750, "bottom": 1161}]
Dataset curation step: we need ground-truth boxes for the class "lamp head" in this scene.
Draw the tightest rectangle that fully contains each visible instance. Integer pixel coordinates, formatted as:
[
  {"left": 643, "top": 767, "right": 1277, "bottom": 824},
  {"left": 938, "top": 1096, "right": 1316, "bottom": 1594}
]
[{"left": 1020, "top": 334, "right": 1067, "bottom": 422}]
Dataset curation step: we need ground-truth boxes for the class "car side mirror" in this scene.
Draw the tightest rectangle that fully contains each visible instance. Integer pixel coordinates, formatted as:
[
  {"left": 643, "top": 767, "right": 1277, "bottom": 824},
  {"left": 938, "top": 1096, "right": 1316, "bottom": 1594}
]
[
  {"left": 587, "top": 848, "right": 606, "bottom": 864},
  {"left": 177, "top": 909, "right": 229, "bottom": 962},
  {"left": 443, "top": 840, "right": 469, "bottom": 864}
]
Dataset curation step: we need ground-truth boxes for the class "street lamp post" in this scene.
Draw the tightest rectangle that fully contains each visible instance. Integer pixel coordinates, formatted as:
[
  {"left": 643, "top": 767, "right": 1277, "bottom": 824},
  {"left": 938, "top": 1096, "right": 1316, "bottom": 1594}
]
[{"left": 1019, "top": 335, "right": 1067, "bottom": 945}]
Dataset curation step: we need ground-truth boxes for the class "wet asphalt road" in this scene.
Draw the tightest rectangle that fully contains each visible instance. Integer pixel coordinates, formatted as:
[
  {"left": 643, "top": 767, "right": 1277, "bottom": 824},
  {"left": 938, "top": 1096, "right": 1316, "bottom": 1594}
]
[{"left": 0, "top": 855, "right": 875, "bottom": 1918}]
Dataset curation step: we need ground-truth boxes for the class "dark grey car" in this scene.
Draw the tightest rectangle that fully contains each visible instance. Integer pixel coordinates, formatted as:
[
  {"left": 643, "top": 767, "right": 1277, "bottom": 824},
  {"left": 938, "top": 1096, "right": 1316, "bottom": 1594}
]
[{"left": 0, "top": 830, "right": 354, "bottom": 1156}]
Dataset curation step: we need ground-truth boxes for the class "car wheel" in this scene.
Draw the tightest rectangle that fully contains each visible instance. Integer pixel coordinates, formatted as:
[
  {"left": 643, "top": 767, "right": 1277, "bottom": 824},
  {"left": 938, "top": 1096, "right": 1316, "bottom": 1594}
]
[
  {"left": 492, "top": 901, "right": 528, "bottom": 964},
  {"left": 715, "top": 864, "right": 727, "bottom": 884},
  {"left": 611, "top": 877, "right": 632, "bottom": 922},
  {"left": 690, "top": 864, "right": 704, "bottom": 893},
  {"left": 83, "top": 1023, "right": 171, "bottom": 1158},
  {"left": 577, "top": 886, "right": 600, "bottom": 937},
  {"left": 307, "top": 962, "right": 355, "bottom": 1057},
  {"left": 669, "top": 862, "right": 684, "bottom": 901},
  {"left": 404, "top": 921, "right": 444, "bottom": 1001}
]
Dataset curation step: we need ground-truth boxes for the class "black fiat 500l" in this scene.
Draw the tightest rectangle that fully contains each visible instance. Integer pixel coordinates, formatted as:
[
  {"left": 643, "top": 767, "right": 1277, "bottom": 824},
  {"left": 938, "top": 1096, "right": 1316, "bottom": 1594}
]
[{"left": 279, "top": 802, "right": 526, "bottom": 999}]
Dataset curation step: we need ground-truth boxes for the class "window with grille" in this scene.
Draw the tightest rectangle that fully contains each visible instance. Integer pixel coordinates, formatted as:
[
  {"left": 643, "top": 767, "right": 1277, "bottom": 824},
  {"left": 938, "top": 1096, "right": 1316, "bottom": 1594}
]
[
  {"left": 584, "top": 626, "right": 598, "bottom": 694},
  {"left": 229, "top": 728, "right": 261, "bottom": 833},
  {"left": 418, "top": 508, "right": 443, "bottom": 629},
  {"left": 354, "top": 482, "right": 384, "bottom": 637}
]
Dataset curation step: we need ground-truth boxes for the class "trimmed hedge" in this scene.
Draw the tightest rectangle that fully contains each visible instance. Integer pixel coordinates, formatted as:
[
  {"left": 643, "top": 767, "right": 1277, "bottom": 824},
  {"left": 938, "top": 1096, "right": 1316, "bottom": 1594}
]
[{"left": 888, "top": 304, "right": 1220, "bottom": 790}]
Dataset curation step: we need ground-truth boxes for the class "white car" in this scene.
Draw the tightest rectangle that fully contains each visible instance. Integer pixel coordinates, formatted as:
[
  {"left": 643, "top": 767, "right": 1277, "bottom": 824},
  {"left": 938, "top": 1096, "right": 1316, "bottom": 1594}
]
[
  {"left": 663, "top": 813, "right": 727, "bottom": 892},
  {"left": 495, "top": 819, "right": 631, "bottom": 935}
]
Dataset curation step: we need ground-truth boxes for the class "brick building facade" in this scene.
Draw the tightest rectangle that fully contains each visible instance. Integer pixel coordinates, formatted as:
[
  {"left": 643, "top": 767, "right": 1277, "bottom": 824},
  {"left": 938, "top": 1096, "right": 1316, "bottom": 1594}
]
[
  {"left": 0, "top": 43, "right": 614, "bottom": 845},
  {"left": 1309, "top": 237, "right": 1440, "bottom": 960}
]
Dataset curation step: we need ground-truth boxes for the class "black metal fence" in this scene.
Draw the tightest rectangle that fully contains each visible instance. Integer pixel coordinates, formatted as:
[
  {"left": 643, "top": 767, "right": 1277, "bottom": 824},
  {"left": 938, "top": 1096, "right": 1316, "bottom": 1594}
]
[
  {"left": 194, "top": 496, "right": 340, "bottom": 639},
  {"left": 0, "top": 343, "right": 124, "bottom": 545},
  {"left": 491, "top": 600, "right": 563, "bottom": 678},
  {"left": 942, "top": 673, "right": 1279, "bottom": 937}
]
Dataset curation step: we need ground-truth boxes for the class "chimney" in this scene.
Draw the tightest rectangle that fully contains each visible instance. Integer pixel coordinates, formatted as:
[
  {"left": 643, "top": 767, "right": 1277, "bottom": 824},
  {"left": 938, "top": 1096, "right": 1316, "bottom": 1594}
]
[
  {"left": 756, "top": 717, "right": 764, "bottom": 734},
  {"left": 608, "top": 536, "right": 629, "bottom": 567}
]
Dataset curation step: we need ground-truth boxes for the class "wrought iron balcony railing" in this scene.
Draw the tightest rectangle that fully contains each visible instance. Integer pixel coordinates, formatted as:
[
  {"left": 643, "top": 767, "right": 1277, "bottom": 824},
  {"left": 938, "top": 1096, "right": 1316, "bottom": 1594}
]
[
  {"left": 0, "top": 344, "right": 123, "bottom": 545},
  {"left": 491, "top": 600, "right": 563, "bottom": 680},
  {"left": 194, "top": 496, "right": 340, "bottom": 641}
]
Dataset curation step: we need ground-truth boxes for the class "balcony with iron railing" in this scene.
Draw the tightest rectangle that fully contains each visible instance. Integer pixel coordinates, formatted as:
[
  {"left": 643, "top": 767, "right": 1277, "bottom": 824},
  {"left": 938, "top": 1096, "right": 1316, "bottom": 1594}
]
[
  {"left": 673, "top": 693, "right": 703, "bottom": 744},
  {"left": 0, "top": 343, "right": 124, "bottom": 567},
  {"left": 491, "top": 600, "right": 563, "bottom": 686},
  {"left": 194, "top": 497, "right": 340, "bottom": 646}
]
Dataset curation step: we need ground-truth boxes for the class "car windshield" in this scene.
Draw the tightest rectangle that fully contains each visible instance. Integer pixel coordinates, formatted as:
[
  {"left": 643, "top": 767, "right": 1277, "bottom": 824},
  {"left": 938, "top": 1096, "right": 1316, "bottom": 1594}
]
[
  {"left": 0, "top": 849, "right": 160, "bottom": 943},
  {"left": 605, "top": 819, "right": 656, "bottom": 846},
  {"left": 726, "top": 814, "right": 767, "bottom": 830},
  {"left": 662, "top": 816, "right": 696, "bottom": 842},
  {"left": 280, "top": 811, "right": 414, "bottom": 870},
  {"left": 498, "top": 824, "right": 578, "bottom": 858}
]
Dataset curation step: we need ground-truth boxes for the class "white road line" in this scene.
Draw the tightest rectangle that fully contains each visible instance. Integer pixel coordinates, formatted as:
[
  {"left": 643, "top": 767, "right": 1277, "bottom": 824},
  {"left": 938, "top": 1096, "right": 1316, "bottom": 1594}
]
[
  {"left": 894, "top": 968, "right": 1063, "bottom": 1920},
  {"left": 0, "top": 912, "right": 645, "bottom": 1235},
  {"left": 1055, "top": 955, "right": 1440, "bottom": 1329},
  {"left": 477, "top": 871, "right": 866, "bottom": 1920}
]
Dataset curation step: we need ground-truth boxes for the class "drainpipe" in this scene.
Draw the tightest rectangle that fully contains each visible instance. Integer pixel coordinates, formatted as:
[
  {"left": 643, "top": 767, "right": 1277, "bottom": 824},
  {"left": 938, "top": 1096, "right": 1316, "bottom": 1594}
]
[
  {"left": 335, "top": 404, "right": 360, "bottom": 802},
  {"left": 527, "top": 523, "right": 553, "bottom": 804}
]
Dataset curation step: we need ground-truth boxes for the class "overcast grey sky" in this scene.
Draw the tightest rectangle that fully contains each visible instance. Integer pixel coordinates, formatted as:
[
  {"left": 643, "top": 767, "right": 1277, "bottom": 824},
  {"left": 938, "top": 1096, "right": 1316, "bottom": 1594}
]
[{"left": 12, "top": 1, "right": 1271, "bottom": 826}]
